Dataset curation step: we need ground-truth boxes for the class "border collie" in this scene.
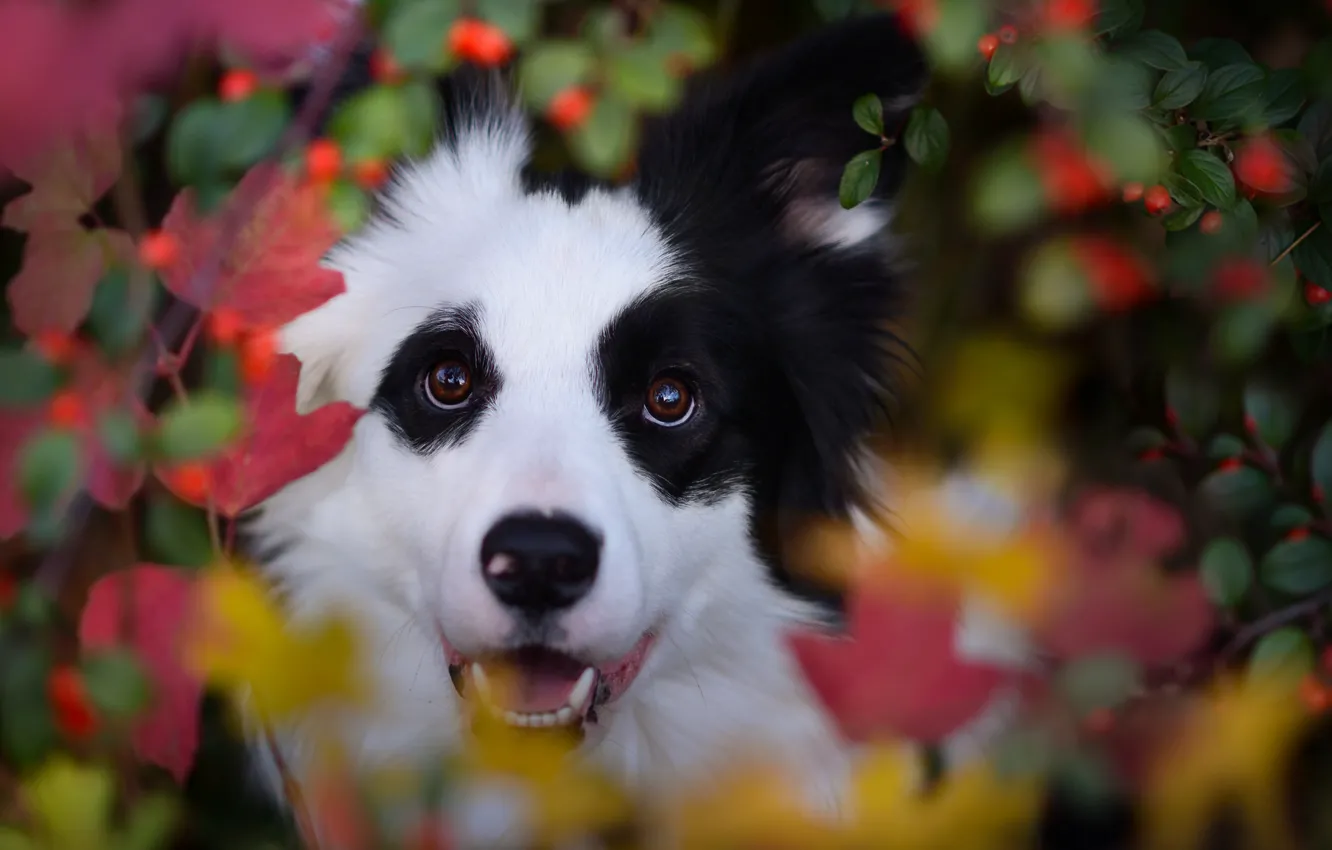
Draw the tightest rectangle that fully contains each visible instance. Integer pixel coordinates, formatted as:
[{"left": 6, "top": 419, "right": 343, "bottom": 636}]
[{"left": 246, "top": 11, "right": 1026, "bottom": 824}]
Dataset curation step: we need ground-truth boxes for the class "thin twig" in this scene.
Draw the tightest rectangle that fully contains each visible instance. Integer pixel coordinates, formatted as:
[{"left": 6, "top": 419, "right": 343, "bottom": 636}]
[
  {"left": 35, "top": 14, "right": 365, "bottom": 594},
  {"left": 1271, "top": 221, "right": 1321, "bottom": 267},
  {"left": 1217, "top": 586, "right": 1332, "bottom": 666}
]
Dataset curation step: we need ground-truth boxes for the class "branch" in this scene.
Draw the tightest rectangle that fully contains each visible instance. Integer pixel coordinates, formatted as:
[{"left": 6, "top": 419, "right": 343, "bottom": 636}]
[
  {"left": 35, "top": 16, "right": 365, "bottom": 593},
  {"left": 1271, "top": 221, "right": 1320, "bottom": 267},
  {"left": 1217, "top": 586, "right": 1332, "bottom": 667}
]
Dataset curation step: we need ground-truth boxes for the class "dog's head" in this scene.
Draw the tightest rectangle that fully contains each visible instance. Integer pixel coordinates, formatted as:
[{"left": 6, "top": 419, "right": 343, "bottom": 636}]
[{"left": 278, "top": 14, "right": 924, "bottom": 737}]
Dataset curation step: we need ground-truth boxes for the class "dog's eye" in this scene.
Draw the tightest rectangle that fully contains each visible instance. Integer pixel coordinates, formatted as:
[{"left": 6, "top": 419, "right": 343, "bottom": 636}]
[
  {"left": 423, "top": 358, "right": 473, "bottom": 409},
  {"left": 643, "top": 375, "right": 695, "bottom": 427}
]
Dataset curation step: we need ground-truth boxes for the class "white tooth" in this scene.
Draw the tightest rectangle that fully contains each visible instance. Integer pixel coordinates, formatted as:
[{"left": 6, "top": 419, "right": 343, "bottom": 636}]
[
  {"left": 568, "top": 667, "right": 596, "bottom": 710},
  {"left": 555, "top": 706, "right": 575, "bottom": 725},
  {"left": 530, "top": 713, "right": 553, "bottom": 728},
  {"left": 471, "top": 664, "right": 494, "bottom": 702},
  {"left": 504, "top": 711, "right": 528, "bottom": 727}
]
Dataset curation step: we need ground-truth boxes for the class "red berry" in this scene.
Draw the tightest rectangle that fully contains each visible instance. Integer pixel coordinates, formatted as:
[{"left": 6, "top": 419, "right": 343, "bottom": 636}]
[
  {"left": 978, "top": 33, "right": 1000, "bottom": 60},
  {"left": 1287, "top": 526, "right": 1312, "bottom": 542},
  {"left": 1315, "top": 484, "right": 1327, "bottom": 503},
  {"left": 1166, "top": 407, "right": 1179, "bottom": 427},
  {"left": 1083, "top": 708, "right": 1115, "bottom": 735},
  {"left": 305, "top": 139, "right": 343, "bottom": 184},
  {"left": 164, "top": 463, "right": 212, "bottom": 504},
  {"left": 447, "top": 19, "right": 513, "bottom": 66},
  {"left": 218, "top": 69, "right": 259, "bottom": 102},
  {"left": 896, "top": 0, "right": 940, "bottom": 36},
  {"left": 1139, "top": 447, "right": 1165, "bottom": 462},
  {"left": 206, "top": 307, "right": 245, "bottom": 346},
  {"left": 239, "top": 329, "right": 278, "bottom": 384},
  {"left": 351, "top": 158, "right": 390, "bottom": 189},
  {"left": 998, "top": 24, "right": 1019, "bottom": 44},
  {"left": 1218, "top": 457, "right": 1244, "bottom": 472},
  {"left": 1235, "top": 136, "right": 1290, "bottom": 195},
  {"left": 547, "top": 87, "right": 595, "bottom": 131},
  {"left": 48, "top": 666, "right": 96, "bottom": 739},
  {"left": 1032, "top": 132, "right": 1112, "bottom": 213},
  {"left": 370, "top": 50, "right": 405, "bottom": 84},
  {"left": 33, "top": 330, "right": 76, "bottom": 365},
  {"left": 0, "top": 573, "right": 16, "bottom": 609},
  {"left": 1307, "top": 281, "right": 1332, "bottom": 306},
  {"left": 1301, "top": 675, "right": 1331, "bottom": 714},
  {"left": 138, "top": 230, "right": 180, "bottom": 270},
  {"left": 1321, "top": 645, "right": 1332, "bottom": 673},
  {"left": 1045, "top": 0, "right": 1096, "bottom": 30},
  {"left": 48, "top": 391, "right": 85, "bottom": 429},
  {"left": 1244, "top": 414, "right": 1258, "bottom": 433},
  {"left": 1072, "top": 236, "right": 1155, "bottom": 312},
  {"left": 1121, "top": 182, "right": 1144, "bottom": 203},
  {"left": 1200, "top": 210, "right": 1224, "bottom": 234},
  {"left": 1215, "top": 258, "right": 1268, "bottom": 302},
  {"left": 1143, "top": 184, "right": 1172, "bottom": 215}
]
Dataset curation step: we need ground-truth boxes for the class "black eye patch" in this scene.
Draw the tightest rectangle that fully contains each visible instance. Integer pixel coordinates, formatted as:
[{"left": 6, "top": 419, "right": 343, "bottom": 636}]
[{"left": 372, "top": 303, "right": 502, "bottom": 453}]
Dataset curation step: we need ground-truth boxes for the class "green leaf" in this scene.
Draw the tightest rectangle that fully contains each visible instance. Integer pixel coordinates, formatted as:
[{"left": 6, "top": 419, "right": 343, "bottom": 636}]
[
  {"left": 987, "top": 44, "right": 1025, "bottom": 91},
  {"left": 1115, "top": 30, "right": 1188, "bottom": 71},
  {"left": 1271, "top": 504, "right": 1315, "bottom": 533},
  {"left": 972, "top": 143, "right": 1044, "bottom": 233},
  {"left": 1126, "top": 427, "right": 1168, "bottom": 453},
  {"left": 567, "top": 94, "right": 637, "bottom": 178},
  {"left": 88, "top": 268, "right": 154, "bottom": 358},
  {"left": 1262, "top": 535, "right": 1332, "bottom": 594},
  {"left": 1211, "top": 303, "right": 1276, "bottom": 364},
  {"left": 114, "top": 795, "right": 179, "bottom": 850},
  {"left": 1262, "top": 69, "right": 1306, "bottom": 128},
  {"left": 383, "top": 0, "right": 460, "bottom": 72},
  {"left": 918, "top": 0, "right": 988, "bottom": 73},
  {"left": 645, "top": 4, "right": 716, "bottom": 70},
  {"left": 145, "top": 494, "right": 213, "bottom": 569},
  {"left": 1293, "top": 225, "right": 1332, "bottom": 292},
  {"left": 97, "top": 411, "right": 142, "bottom": 466},
  {"left": 1094, "top": 0, "right": 1144, "bottom": 39},
  {"left": 218, "top": 90, "right": 288, "bottom": 172},
  {"left": 154, "top": 392, "right": 244, "bottom": 462},
  {"left": 326, "top": 180, "right": 370, "bottom": 233},
  {"left": 1154, "top": 61, "right": 1207, "bottom": 110},
  {"left": 1056, "top": 654, "right": 1141, "bottom": 714},
  {"left": 1101, "top": 56, "right": 1158, "bottom": 110},
  {"left": 839, "top": 150, "right": 882, "bottom": 210},
  {"left": 1249, "top": 627, "right": 1314, "bottom": 680},
  {"left": 1177, "top": 150, "right": 1237, "bottom": 208},
  {"left": 0, "top": 348, "right": 57, "bottom": 407},
  {"left": 0, "top": 642, "right": 55, "bottom": 770},
  {"left": 475, "top": 0, "right": 539, "bottom": 43},
  {"left": 1199, "top": 465, "right": 1274, "bottom": 520},
  {"left": 19, "top": 429, "right": 81, "bottom": 511},
  {"left": 518, "top": 42, "right": 596, "bottom": 110},
  {"left": 167, "top": 100, "right": 228, "bottom": 186},
  {"left": 1299, "top": 100, "right": 1332, "bottom": 162},
  {"left": 1084, "top": 111, "right": 1164, "bottom": 184},
  {"left": 1160, "top": 122, "right": 1198, "bottom": 154},
  {"left": 853, "top": 94, "right": 884, "bottom": 136},
  {"left": 605, "top": 47, "right": 683, "bottom": 112},
  {"left": 81, "top": 650, "right": 151, "bottom": 720},
  {"left": 1165, "top": 367, "right": 1219, "bottom": 436},
  {"left": 1200, "top": 537, "right": 1252, "bottom": 607},
  {"left": 1207, "top": 434, "right": 1246, "bottom": 459},
  {"left": 1243, "top": 383, "right": 1298, "bottom": 448},
  {"left": 903, "top": 106, "right": 949, "bottom": 173},
  {"left": 1311, "top": 421, "right": 1332, "bottom": 501},
  {"left": 329, "top": 83, "right": 438, "bottom": 163},
  {"left": 1191, "top": 38, "right": 1253, "bottom": 71},
  {"left": 1191, "top": 63, "right": 1267, "bottom": 127}
]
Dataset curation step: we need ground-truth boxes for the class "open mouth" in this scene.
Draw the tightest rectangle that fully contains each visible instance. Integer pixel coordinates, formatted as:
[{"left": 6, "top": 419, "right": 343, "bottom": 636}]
[{"left": 446, "top": 634, "right": 656, "bottom": 731}]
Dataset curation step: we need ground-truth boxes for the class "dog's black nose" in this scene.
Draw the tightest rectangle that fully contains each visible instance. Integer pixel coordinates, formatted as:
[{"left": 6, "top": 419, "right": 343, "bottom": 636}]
[{"left": 479, "top": 513, "right": 601, "bottom": 613}]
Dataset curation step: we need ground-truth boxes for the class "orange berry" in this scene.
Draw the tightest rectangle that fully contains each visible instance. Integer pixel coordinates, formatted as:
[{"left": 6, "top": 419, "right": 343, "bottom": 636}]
[
  {"left": 305, "top": 138, "right": 343, "bottom": 184},
  {"left": 370, "top": 49, "right": 405, "bottom": 84},
  {"left": 1306, "top": 281, "right": 1332, "bottom": 306},
  {"left": 138, "top": 230, "right": 180, "bottom": 270},
  {"left": 547, "top": 86, "right": 595, "bottom": 131},
  {"left": 165, "top": 463, "right": 212, "bottom": 504},
  {"left": 205, "top": 307, "right": 245, "bottom": 346},
  {"left": 1214, "top": 258, "right": 1268, "bottom": 302},
  {"left": 1235, "top": 136, "right": 1290, "bottom": 195},
  {"left": 1045, "top": 0, "right": 1096, "bottom": 29},
  {"left": 1121, "top": 182, "right": 1144, "bottom": 202},
  {"left": 48, "top": 666, "right": 97, "bottom": 739},
  {"left": 447, "top": 18, "right": 513, "bottom": 66},
  {"left": 1032, "top": 131, "right": 1112, "bottom": 213},
  {"left": 240, "top": 329, "right": 278, "bottom": 384},
  {"left": 1301, "top": 675, "right": 1331, "bottom": 714},
  {"left": 1218, "top": 457, "right": 1244, "bottom": 472},
  {"left": 1287, "top": 526, "right": 1312, "bottom": 542},
  {"left": 218, "top": 69, "right": 259, "bottom": 102},
  {"left": 998, "top": 24, "right": 1019, "bottom": 44},
  {"left": 1200, "top": 210, "right": 1224, "bottom": 234},
  {"left": 978, "top": 33, "right": 1000, "bottom": 60},
  {"left": 1143, "top": 184, "right": 1172, "bottom": 215},
  {"left": 48, "top": 390, "right": 85, "bottom": 429},
  {"left": 351, "top": 158, "right": 390, "bottom": 189},
  {"left": 33, "top": 330, "right": 76, "bottom": 364},
  {"left": 1072, "top": 236, "right": 1154, "bottom": 312}
]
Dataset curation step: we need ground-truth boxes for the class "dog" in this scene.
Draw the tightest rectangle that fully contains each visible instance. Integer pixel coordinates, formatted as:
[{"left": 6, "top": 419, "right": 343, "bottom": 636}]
[{"left": 243, "top": 11, "right": 1030, "bottom": 830}]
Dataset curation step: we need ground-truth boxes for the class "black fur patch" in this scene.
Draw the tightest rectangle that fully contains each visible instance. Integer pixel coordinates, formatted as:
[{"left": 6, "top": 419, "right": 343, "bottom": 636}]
[{"left": 371, "top": 303, "right": 502, "bottom": 453}]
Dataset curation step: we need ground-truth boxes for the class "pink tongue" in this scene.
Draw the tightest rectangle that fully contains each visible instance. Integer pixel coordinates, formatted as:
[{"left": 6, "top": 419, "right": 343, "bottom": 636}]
[{"left": 493, "top": 648, "right": 587, "bottom": 714}]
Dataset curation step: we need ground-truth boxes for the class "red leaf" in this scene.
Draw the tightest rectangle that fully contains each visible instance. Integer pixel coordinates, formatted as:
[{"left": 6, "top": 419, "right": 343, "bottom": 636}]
[
  {"left": 67, "top": 351, "right": 151, "bottom": 510},
  {"left": 79, "top": 564, "right": 201, "bottom": 782},
  {"left": 161, "top": 164, "right": 346, "bottom": 327},
  {"left": 0, "top": 410, "right": 44, "bottom": 539},
  {"left": 157, "top": 354, "right": 359, "bottom": 516},
  {"left": 2, "top": 122, "right": 121, "bottom": 232},
  {"left": 788, "top": 584, "right": 1027, "bottom": 743},
  {"left": 7, "top": 224, "right": 132, "bottom": 335}
]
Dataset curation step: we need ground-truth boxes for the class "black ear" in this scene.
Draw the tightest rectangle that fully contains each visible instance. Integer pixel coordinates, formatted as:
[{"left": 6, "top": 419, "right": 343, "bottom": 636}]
[{"left": 633, "top": 15, "right": 925, "bottom": 608}]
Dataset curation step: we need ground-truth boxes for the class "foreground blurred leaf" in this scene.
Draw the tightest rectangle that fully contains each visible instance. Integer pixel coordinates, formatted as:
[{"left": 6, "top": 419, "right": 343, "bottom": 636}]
[
  {"left": 154, "top": 392, "right": 244, "bottom": 462},
  {"left": 1249, "top": 627, "right": 1315, "bottom": 679},
  {"left": 0, "top": 349, "right": 57, "bottom": 407},
  {"left": 23, "top": 757, "right": 113, "bottom": 849}
]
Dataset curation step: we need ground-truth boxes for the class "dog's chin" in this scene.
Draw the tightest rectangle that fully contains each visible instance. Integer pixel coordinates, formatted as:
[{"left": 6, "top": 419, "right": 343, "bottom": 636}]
[{"left": 444, "top": 633, "right": 657, "bottom": 739}]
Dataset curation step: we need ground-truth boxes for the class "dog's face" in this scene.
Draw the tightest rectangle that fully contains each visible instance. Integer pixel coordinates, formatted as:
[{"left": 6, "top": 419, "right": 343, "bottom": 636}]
[{"left": 278, "top": 16, "right": 923, "bottom": 736}]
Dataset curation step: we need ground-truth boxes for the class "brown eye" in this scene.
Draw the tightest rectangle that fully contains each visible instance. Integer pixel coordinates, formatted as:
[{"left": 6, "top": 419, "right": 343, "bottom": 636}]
[
  {"left": 643, "top": 375, "right": 695, "bottom": 427},
  {"left": 423, "top": 358, "right": 473, "bottom": 409}
]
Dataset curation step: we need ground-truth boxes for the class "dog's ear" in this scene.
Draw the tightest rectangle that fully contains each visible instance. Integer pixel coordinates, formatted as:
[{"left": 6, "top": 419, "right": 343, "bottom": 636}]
[{"left": 281, "top": 289, "right": 366, "bottom": 414}]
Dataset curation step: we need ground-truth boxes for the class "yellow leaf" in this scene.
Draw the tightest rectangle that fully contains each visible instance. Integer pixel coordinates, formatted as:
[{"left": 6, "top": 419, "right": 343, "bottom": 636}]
[{"left": 23, "top": 757, "right": 114, "bottom": 849}]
